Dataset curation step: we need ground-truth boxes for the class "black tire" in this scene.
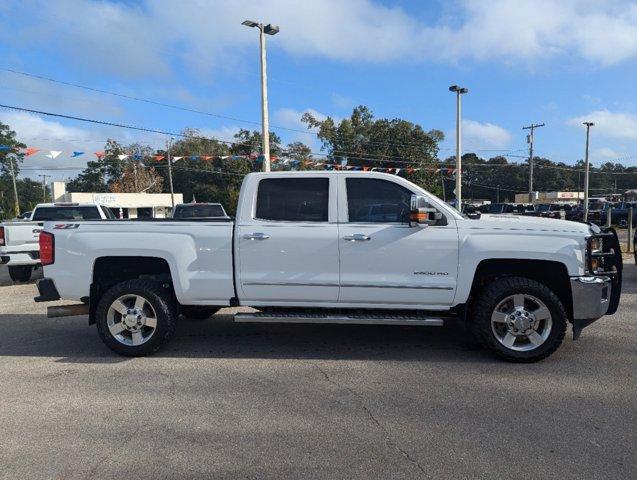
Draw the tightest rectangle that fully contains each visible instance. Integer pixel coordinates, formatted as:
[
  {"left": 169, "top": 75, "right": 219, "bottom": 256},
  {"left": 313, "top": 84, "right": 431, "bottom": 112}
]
[
  {"left": 8, "top": 265, "right": 33, "bottom": 282},
  {"left": 95, "top": 279, "right": 177, "bottom": 357},
  {"left": 180, "top": 306, "right": 220, "bottom": 320},
  {"left": 470, "top": 276, "right": 567, "bottom": 363}
]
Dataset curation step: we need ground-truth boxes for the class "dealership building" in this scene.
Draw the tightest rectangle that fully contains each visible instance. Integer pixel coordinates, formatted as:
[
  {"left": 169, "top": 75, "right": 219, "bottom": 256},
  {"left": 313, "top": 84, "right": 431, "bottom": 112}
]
[
  {"left": 514, "top": 191, "right": 584, "bottom": 204},
  {"left": 51, "top": 182, "right": 183, "bottom": 219}
]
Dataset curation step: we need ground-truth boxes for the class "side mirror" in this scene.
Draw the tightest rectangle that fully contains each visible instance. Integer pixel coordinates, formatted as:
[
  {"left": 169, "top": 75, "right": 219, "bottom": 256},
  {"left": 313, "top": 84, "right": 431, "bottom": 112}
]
[{"left": 410, "top": 194, "right": 440, "bottom": 227}]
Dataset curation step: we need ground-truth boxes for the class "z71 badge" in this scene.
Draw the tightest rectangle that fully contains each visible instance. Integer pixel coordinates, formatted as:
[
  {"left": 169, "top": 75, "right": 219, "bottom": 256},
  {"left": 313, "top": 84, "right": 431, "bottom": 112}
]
[{"left": 414, "top": 271, "right": 449, "bottom": 276}]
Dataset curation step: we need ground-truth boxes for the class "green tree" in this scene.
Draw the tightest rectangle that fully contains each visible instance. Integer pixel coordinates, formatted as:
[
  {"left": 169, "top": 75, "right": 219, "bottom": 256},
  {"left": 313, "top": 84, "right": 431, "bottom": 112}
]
[{"left": 302, "top": 105, "right": 444, "bottom": 194}]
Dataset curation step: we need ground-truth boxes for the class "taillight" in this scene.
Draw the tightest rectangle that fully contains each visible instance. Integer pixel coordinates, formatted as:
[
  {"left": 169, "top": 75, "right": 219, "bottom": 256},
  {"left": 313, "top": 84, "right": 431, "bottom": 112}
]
[
  {"left": 39, "top": 231, "right": 55, "bottom": 266},
  {"left": 0, "top": 226, "right": 4, "bottom": 246}
]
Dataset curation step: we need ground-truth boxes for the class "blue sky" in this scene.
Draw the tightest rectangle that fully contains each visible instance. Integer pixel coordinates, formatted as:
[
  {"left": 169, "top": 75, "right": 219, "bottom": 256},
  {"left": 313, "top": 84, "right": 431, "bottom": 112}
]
[{"left": 0, "top": 0, "right": 636, "bottom": 180}]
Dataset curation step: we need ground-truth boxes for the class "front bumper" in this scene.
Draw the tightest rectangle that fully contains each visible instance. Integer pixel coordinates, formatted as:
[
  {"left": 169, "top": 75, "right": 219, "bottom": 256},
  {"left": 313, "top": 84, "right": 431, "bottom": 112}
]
[{"left": 570, "top": 276, "right": 611, "bottom": 320}]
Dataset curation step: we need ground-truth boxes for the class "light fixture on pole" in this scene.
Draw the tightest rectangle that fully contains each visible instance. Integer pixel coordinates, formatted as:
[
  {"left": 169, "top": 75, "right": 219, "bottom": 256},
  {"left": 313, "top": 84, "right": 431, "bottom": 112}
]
[
  {"left": 583, "top": 122, "right": 594, "bottom": 221},
  {"left": 449, "top": 85, "right": 468, "bottom": 212},
  {"left": 242, "top": 19, "right": 279, "bottom": 172}
]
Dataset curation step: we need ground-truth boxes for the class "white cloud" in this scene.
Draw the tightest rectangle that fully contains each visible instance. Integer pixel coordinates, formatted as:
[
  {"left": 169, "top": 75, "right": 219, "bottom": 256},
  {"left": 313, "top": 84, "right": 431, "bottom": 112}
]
[
  {"left": 461, "top": 119, "right": 512, "bottom": 148},
  {"left": 5, "top": 0, "right": 637, "bottom": 80},
  {"left": 567, "top": 110, "right": 637, "bottom": 140},
  {"left": 274, "top": 107, "right": 328, "bottom": 130}
]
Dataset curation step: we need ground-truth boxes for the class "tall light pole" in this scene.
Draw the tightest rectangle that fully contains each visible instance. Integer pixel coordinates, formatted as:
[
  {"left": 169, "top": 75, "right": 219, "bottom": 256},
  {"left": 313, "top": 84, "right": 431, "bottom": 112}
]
[
  {"left": 449, "top": 85, "right": 468, "bottom": 212},
  {"left": 242, "top": 19, "right": 279, "bottom": 172},
  {"left": 522, "top": 122, "right": 544, "bottom": 203},
  {"left": 583, "top": 122, "right": 594, "bottom": 222},
  {"left": 8, "top": 154, "right": 20, "bottom": 216},
  {"left": 38, "top": 174, "right": 51, "bottom": 202},
  {"left": 166, "top": 137, "right": 175, "bottom": 209}
]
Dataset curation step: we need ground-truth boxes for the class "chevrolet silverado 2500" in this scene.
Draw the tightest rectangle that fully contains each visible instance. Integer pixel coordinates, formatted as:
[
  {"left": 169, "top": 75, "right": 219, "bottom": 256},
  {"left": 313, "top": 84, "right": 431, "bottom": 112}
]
[
  {"left": 0, "top": 203, "right": 113, "bottom": 282},
  {"left": 35, "top": 172, "right": 622, "bottom": 362}
]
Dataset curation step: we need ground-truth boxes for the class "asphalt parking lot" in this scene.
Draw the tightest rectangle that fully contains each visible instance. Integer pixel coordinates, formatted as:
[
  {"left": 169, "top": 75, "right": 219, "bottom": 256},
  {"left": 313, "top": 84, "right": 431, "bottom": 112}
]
[{"left": 0, "top": 266, "right": 635, "bottom": 479}]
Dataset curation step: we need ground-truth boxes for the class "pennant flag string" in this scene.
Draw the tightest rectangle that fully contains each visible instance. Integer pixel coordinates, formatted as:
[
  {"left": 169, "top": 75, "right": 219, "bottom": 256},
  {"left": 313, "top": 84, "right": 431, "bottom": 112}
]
[{"left": 45, "top": 150, "right": 62, "bottom": 159}]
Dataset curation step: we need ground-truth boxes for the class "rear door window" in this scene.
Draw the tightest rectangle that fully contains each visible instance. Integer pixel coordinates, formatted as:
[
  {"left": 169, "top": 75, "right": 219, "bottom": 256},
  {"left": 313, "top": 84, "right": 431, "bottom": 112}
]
[{"left": 256, "top": 178, "right": 329, "bottom": 222}]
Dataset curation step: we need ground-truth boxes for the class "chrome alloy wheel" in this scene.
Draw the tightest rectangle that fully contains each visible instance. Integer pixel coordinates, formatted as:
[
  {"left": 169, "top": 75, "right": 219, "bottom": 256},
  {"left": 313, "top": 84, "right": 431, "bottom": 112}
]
[
  {"left": 490, "top": 294, "right": 553, "bottom": 352},
  {"left": 106, "top": 294, "right": 158, "bottom": 346}
]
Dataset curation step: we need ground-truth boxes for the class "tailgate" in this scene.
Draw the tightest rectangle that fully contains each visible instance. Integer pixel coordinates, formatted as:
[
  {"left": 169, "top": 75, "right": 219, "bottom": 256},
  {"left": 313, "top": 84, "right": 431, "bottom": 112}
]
[{"left": 3, "top": 223, "right": 42, "bottom": 247}]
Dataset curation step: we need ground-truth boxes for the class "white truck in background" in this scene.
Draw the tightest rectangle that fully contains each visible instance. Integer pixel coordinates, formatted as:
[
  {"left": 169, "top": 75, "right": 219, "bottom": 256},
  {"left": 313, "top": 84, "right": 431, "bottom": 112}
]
[
  {"left": 0, "top": 203, "right": 113, "bottom": 282},
  {"left": 36, "top": 172, "right": 622, "bottom": 362}
]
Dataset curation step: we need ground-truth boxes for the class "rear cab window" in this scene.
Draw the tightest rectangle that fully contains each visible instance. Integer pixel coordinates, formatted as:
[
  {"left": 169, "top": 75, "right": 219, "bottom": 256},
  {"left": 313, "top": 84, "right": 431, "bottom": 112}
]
[
  {"left": 173, "top": 204, "right": 227, "bottom": 219},
  {"left": 32, "top": 206, "right": 102, "bottom": 221},
  {"left": 256, "top": 177, "right": 329, "bottom": 222}
]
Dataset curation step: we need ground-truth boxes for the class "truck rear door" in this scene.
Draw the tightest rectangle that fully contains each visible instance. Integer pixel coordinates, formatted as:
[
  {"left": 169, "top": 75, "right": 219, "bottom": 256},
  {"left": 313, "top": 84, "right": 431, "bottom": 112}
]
[{"left": 236, "top": 175, "right": 340, "bottom": 304}]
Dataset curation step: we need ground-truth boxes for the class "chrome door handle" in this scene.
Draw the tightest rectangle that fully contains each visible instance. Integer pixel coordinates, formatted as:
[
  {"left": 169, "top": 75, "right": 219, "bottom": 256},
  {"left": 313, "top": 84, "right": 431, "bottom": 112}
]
[
  {"left": 243, "top": 232, "right": 270, "bottom": 240},
  {"left": 343, "top": 234, "right": 371, "bottom": 242}
]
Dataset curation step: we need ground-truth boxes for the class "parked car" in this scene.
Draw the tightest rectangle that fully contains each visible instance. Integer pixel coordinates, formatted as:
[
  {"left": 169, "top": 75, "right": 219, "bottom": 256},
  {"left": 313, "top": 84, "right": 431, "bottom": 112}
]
[
  {"left": 36, "top": 172, "right": 622, "bottom": 362},
  {"left": 0, "top": 203, "right": 114, "bottom": 282},
  {"left": 609, "top": 202, "right": 637, "bottom": 228},
  {"left": 171, "top": 202, "right": 229, "bottom": 220},
  {"left": 536, "top": 203, "right": 573, "bottom": 220},
  {"left": 483, "top": 203, "right": 516, "bottom": 214}
]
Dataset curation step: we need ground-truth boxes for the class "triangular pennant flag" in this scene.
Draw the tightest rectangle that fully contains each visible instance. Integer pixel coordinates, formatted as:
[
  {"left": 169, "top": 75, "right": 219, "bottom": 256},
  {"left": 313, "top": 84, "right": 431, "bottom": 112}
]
[
  {"left": 153, "top": 155, "right": 165, "bottom": 161},
  {"left": 24, "top": 147, "right": 40, "bottom": 156},
  {"left": 220, "top": 156, "right": 230, "bottom": 160},
  {"left": 172, "top": 156, "right": 183, "bottom": 161},
  {"left": 201, "top": 155, "right": 213, "bottom": 161},
  {"left": 71, "top": 151, "right": 84, "bottom": 157},
  {"left": 117, "top": 154, "right": 129, "bottom": 161},
  {"left": 0, "top": 145, "right": 12, "bottom": 152},
  {"left": 133, "top": 154, "right": 142, "bottom": 161},
  {"left": 94, "top": 151, "right": 105, "bottom": 159},
  {"left": 45, "top": 150, "right": 62, "bottom": 159},
  {"left": 394, "top": 168, "right": 401, "bottom": 175},
  {"left": 363, "top": 167, "right": 370, "bottom": 172},
  {"left": 190, "top": 155, "right": 199, "bottom": 161},
  {"left": 407, "top": 168, "right": 415, "bottom": 174}
]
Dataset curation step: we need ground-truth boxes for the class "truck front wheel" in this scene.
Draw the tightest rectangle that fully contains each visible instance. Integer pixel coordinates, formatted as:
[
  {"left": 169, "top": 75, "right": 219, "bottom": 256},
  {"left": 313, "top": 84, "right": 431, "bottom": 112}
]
[
  {"left": 95, "top": 280, "right": 177, "bottom": 356},
  {"left": 471, "top": 276, "right": 567, "bottom": 362},
  {"left": 8, "top": 265, "right": 33, "bottom": 282}
]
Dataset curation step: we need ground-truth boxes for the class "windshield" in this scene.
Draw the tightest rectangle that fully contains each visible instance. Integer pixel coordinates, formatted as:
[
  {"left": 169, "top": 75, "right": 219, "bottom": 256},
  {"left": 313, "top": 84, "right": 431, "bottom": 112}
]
[
  {"left": 32, "top": 206, "right": 102, "bottom": 221},
  {"left": 173, "top": 204, "right": 226, "bottom": 219},
  {"left": 536, "top": 204, "right": 551, "bottom": 212},
  {"left": 485, "top": 204, "right": 503, "bottom": 213}
]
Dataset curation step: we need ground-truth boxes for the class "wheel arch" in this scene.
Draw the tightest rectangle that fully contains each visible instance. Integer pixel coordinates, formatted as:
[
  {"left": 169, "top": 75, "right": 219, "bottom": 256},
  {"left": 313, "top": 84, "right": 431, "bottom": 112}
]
[
  {"left": 89, "top": 256, "right": 175, "bottom": 324},
  {"left": 469, "top": 259, "right": 573, "bottom": 319}
]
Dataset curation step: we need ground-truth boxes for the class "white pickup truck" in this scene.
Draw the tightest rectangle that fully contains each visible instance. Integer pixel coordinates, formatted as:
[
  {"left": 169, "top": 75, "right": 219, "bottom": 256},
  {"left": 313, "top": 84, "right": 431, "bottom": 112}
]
[
  {"left": 0, "top": 203, "right": 113, "bottom": 282},
  {"left": 35, "top": 172, "right": 622, "bottom": 362}
]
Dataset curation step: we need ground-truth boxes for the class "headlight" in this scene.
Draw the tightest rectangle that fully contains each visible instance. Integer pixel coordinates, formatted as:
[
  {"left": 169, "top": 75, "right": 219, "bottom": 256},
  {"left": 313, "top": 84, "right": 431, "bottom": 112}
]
[
  {"left": 590, "top": 257, "right": 601, "bottom": 272},
  {"left": 590, "top": 238, "right": 602, "bottom": 252}
]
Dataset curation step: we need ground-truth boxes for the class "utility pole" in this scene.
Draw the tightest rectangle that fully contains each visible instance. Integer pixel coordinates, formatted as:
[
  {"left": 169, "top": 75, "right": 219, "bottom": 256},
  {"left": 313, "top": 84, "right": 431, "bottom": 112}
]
[
  {"left": 523, "top": 123, "right": 545, "bottom": 203},
  {"left": 242, "top": 20, "right": 279, "bottom": 172},
  {"left": 166, "top": 137, "right": 175, "bottom": 208},
  {"left": 440, "top": 168, "right": 446, "bottom": 201},
  {"left": 449, "top": 85, "right": 468, "bottom": 212},
  {"left": 38, "top": 174, "right": 51, "bottom": 203},
  {"left": 583, "top": 121, "right": 594, "bottom": 221},
  {"left": 8, "top": 154, "right": 20, "bottom": 216}
]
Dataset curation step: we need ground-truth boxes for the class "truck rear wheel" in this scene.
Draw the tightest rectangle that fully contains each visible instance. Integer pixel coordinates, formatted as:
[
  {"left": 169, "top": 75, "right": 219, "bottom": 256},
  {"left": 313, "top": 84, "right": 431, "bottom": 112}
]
[
  {"left": 8, "top": 265, "right": 33, "bottom": 283},
  {"left": 471, "top": 276, "right": 567, "bottom": 362},
  {"left": 95, "top": 280, "right": 177, "bottom": 356}
]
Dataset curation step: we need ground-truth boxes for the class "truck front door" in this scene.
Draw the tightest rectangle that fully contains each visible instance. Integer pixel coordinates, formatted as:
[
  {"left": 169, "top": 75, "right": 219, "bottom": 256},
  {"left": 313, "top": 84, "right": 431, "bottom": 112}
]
[
  {"left": 337, "top": 176, "right": 459, "bottom": 308},
  {"left": 236, "top": 176, "right": 340, "bottom": 305}
]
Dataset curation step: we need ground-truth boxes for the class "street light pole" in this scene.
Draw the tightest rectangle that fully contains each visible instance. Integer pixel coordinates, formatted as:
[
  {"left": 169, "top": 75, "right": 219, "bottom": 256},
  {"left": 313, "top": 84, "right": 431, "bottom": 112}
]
[
  {"left": 449, "top": 85, "right": 468, "bottom": 212},
  {"left": 38, "top": 174, "right": 51, "bottom": 203},
  {"left": 583, "top": 122, "right": 594, "bottom": 222},
  {"left": 166, "top": 137, "right": 175, "bottom": 209},
  {"left": 8, "top": 154, "right": 20, "bottom": 216},
  {"left": 522, "top": 122, "right": 544, "bottom": 203},
  {"left": 243, "top": 20, "right": 279, "bottom": 172}
]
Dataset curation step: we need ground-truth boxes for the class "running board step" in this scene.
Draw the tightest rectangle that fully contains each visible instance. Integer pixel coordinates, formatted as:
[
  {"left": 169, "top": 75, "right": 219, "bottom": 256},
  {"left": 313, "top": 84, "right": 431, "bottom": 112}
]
[{"left": 234, "top": 312, "right": 445, "bottom": 326}]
